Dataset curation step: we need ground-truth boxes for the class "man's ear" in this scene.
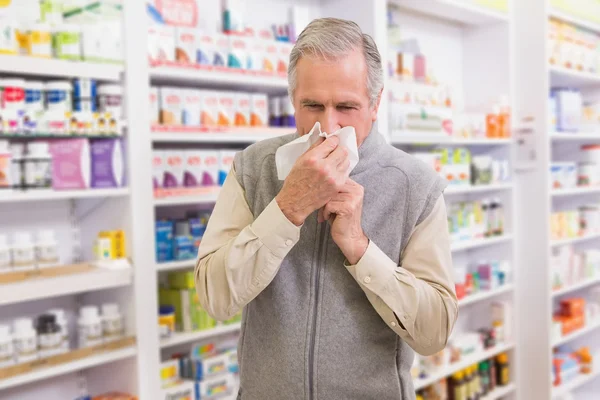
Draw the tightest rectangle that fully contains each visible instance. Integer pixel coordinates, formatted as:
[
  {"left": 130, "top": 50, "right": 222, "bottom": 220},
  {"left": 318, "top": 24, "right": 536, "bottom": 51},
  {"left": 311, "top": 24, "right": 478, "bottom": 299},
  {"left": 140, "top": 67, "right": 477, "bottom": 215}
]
[{"left": 371, "top": 88, "right": 384, "bottom": 121}]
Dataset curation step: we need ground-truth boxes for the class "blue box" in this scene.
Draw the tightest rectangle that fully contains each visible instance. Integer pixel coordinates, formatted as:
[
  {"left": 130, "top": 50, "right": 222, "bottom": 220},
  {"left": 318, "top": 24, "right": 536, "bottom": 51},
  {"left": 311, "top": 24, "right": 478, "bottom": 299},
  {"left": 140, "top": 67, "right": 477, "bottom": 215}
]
[
  {"left": 156, "top": 220, "right": 174, "bottom": 262},
  {"left": 174, "top": 235, "right": 195, "bottom": 261}
]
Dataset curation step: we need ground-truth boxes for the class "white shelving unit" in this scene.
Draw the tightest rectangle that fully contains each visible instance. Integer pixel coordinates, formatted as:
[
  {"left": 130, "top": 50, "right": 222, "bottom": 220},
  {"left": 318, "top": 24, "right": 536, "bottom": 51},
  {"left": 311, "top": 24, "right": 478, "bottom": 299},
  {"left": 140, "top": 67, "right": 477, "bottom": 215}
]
[
  {"left": 458, "top": 285, "right": 514, "bottom": 308},
  {"left": 445, "top": 183, "right": 513, "bottom": 195},
  {"left": 0, "top": 188, "right": 130, "bottom": 203},
  {"left": 160, "top": 323, "right": 242, "bottom": 349}
]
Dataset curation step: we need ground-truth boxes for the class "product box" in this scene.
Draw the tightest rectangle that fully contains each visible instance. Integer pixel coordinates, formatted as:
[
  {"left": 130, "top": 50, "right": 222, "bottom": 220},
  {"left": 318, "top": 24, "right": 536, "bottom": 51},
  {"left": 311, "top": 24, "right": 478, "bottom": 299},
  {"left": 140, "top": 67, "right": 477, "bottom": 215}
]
[
  {"left": 168, "top": 270, "right": 195, "bottom": 289},
  {"left": 98, "top": 230, "right": 127, "bottom": 259},
  {"left": 160, "top": 87, "right": 184, "bottom": 125},
  {"left": 195, "top": 372, "right": 237, "bottom": 399},
  {"left": 189, "top": 215, "right": 209, "bottom": 249},
  {"left": 250, "top": 94, "right": 268, "bottom": 127},
  {"left": 150, "top": 87, "right": 160, "bottom": 126},
  {"left": 148, "top": 25, "right": 175, "bottom": 63},
  {"left": 160, "top": 359, "right": 181, "bottom": 388},
  {"left": 277, "top": 42, "right": 293, "bottom": 75},
  {"left": 222, "top": 0, "right": 245, "bottom": 34},
  {"left": 197, "top": 34, "right": 215, "bottom": 65},
  {"left": 247, "top": 38, "right": 265, "bottom": 71},
  {"left": 175, "top": 27, "right": 197, "bottom": 64},
  {"left": 182, "top": 150, "right": 203, "bottom": 187},
  {"left": 174, "top": 235, "right": 195, "bottom": 261},
  {"left": 153, "top": 150, "right": 166, "bottom": 189},
  {"left": 201, "top": 150, "right": 220, "bottom": 187},
  {"left": 159, "top": 380, "right": 194, "bottom": 400},
  {"left": 90, "top": 139, "right": 126, "bottom": 188},
  {"left": 217, "top": 92, "right": 235, "bottom": 127},
  {"left": 191, "top": 351, "right": 236, "bottom": 381},
  {"left": 228, "top": 35, "right": 248, "bottom": 69},
  {"left": 49, "top": 138, "right": 91, "bottom": 190},
  {"left": 199, "top": 90, "right": 219, "bottom": 126},
  {"left": 156, "top": 220, "right": 174, "bottom": 262},
  {"left": 182, "top": 89, "right": 202, "bottom": 126},
  {"left": 159, "top": 288, "right": 205, "bottom": 331},
  {"left": 234, "top": 93, "right": 250, "bottom": 126},
  {"left": 219, "top": 150, "right": 237, "bottom": 185},
  {"left": 214, "top": 34, "right": 229, "bottom": 67},
  {"left": 264, "top": 40, "right": 278, "bottom": 73},
  {"left": 164, "top": 150, "right": 184, "bottom": 188}
]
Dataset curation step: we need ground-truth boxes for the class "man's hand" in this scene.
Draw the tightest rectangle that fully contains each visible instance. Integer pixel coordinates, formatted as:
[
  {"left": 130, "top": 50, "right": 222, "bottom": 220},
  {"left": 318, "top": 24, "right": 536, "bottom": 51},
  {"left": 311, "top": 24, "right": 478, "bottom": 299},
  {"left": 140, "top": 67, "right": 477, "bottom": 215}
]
[
  {"left": 276, "top": 136, "right": 350, "bottom": 226},
  {"left": 319, "top": 179, "right": 368, "bottom": 264}
]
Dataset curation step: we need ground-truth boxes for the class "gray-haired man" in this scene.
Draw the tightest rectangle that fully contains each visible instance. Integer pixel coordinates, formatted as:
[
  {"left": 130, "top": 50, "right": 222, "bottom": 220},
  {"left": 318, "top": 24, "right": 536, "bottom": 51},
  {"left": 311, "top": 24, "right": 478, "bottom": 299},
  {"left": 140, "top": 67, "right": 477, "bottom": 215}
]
[{"left": 195, "top": 18, "right": 457, "bottom": 400}]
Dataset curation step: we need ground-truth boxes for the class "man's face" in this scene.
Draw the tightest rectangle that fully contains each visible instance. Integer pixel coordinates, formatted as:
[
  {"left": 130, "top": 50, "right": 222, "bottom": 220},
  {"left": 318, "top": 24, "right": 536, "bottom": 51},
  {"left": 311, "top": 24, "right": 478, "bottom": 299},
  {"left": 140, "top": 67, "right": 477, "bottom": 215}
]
[{"left": 293, "top": 48, "right": 381, "bottom": 147}]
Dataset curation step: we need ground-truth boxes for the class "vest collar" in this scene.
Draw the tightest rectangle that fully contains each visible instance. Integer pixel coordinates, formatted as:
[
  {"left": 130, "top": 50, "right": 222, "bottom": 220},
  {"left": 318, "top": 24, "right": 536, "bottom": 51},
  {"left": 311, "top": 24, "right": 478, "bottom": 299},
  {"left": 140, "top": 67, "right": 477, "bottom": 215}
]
[{"left": 351, "top": 122, "right": 386, "bottom": 176}]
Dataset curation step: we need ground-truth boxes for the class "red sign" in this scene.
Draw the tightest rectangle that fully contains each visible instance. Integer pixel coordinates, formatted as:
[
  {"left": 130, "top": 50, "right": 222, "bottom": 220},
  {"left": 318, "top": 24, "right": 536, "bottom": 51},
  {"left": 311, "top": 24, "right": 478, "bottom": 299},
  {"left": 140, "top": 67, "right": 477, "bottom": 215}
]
[{"left": 155, "top": 0, "right": 198, "bottom": 27}]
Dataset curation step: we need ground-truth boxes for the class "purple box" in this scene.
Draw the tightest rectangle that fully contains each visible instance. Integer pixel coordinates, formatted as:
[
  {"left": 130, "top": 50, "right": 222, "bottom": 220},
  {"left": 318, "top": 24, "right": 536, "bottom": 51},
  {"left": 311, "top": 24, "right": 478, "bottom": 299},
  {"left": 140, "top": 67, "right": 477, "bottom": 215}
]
[
  {"left": 49, "top": 139, "right": 90, "bottom": 190},
  {"left": 90, "top": 139, "right": 126, "bottom": 188}
]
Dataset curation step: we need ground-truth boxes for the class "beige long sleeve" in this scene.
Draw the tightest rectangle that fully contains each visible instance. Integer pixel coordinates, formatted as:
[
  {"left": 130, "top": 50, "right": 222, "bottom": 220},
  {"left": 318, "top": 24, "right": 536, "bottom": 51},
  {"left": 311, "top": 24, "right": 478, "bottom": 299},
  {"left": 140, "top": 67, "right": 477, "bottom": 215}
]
[
  {"left": 345, "top": 197, "right": 458, "bottom": 356},
  {"left": 196, "top": 168, "right": 457, "bottom": 355}
]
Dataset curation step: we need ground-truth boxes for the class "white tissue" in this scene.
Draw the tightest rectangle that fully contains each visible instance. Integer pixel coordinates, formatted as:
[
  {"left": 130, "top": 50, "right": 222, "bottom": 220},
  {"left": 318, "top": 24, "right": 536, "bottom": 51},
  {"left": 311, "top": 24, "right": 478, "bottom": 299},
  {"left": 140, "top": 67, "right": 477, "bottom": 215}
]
[{"left": 275, "top": 122, "right": 360, "bottom": 180}]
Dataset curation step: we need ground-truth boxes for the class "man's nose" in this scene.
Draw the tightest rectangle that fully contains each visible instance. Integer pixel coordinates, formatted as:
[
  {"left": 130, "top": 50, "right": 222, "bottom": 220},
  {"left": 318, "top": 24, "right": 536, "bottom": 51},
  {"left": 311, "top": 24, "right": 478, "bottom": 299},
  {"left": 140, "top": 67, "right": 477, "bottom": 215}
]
[{"left": 320, "top": 109, "right": 342, "bottom": 134}]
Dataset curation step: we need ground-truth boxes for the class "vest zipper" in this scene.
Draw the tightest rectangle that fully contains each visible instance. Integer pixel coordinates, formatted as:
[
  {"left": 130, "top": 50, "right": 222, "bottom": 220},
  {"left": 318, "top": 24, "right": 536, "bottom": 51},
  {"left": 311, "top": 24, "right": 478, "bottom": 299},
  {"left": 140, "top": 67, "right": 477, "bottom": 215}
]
[{"left": 308, "top": 222, "right": 328, "bottom": 400}]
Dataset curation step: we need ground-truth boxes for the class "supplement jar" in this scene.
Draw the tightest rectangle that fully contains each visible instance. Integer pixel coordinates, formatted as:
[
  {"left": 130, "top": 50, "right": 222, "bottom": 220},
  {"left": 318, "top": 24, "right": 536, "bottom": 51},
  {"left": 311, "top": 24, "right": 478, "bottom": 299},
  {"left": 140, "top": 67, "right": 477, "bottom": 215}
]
[
  {"left": 47, "top": 308, "right": 69, "bottom": 352},
  {"left": 158, "top": 305, "right": 175, "bottom": 338},
  {"left": 0, "top": 234, "right": 10, "bottom": 273},
  {"left": 13, "top": 318, "right": 38, "bottom": 363},
  {"left": 101, "top": 303, "right": 124, "bottom": 341},
  {"left": 578, "top": 162, "right": 600, "bottom": 187},
  {"left": 580, "top": 205, "right": 600, "bottom": 235},
  {"left": 12, "top": 232, "right": 35, "bottom": 271},
  {"left": 35, "top": 229, "right": 59, "bottom": 268},
  {"left": 45, "top": 81, "right": 72, "bottom": 112},
  {"left": 24, "top": 81, "right": 45, "bottom": 132},
  {"left": 97, "top": 84, "right": 123, "bottom": 119},
  {"left": 24, "top": 141, "right": 52, "bottom": 189},
  {"left": 52, "top": 24, "right": 81, "bottom": 60},
  {"left": 0, "top": 324, "right": 14, "bottom": 368},
  {"left": 78, "top": 305, "right": 103, "bottom": 348},
  {"left": 582, "top": 144, "right": 600, "bottom": 164},
  {"left": 73, "top": 78, "right": 97, "bottom": 113},
  {"left": 1, "top": 79, "right": 25, "bottom": 131},
  {"left": 18, "top": 23, "right": 52, "bottom": 58},
  {"left": 0, "top": 140, "right": 10, "bottom": 189},
  {"left": 36, "top": 314, "right": 62, "bottom": 358}
]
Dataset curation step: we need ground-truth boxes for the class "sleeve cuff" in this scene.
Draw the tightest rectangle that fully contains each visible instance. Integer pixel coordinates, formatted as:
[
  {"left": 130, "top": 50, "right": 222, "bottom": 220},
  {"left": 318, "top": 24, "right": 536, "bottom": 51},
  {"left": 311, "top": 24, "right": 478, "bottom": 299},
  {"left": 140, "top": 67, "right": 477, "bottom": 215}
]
[
  {"left": 345, "top": 240, "right": 398, "bottom": 293},
  {"left": 250, "top": 198, "right": 302, "bottom": 258}
]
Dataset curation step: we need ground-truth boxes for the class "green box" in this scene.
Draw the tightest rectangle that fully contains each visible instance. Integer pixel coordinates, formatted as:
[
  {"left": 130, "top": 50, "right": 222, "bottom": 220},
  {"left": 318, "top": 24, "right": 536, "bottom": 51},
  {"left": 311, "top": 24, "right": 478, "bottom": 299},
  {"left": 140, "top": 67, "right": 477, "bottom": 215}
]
[{"left": 167, "top": 270, "right": 196, "bottom": 289}]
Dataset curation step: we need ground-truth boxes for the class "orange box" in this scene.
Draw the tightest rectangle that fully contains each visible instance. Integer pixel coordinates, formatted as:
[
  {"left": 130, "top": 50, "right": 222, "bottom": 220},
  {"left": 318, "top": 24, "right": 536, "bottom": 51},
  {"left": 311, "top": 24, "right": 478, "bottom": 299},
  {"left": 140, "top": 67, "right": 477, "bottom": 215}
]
[{"left": 560, "top": 298, "right": 586, "bottom": 317}]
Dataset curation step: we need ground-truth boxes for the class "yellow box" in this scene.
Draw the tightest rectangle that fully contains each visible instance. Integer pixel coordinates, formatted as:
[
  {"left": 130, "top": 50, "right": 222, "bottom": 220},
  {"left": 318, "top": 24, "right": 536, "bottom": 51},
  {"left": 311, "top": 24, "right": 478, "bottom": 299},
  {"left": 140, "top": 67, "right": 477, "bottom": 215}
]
[{"left": 98, "top": 230, "right": 127, "bottom": 259}]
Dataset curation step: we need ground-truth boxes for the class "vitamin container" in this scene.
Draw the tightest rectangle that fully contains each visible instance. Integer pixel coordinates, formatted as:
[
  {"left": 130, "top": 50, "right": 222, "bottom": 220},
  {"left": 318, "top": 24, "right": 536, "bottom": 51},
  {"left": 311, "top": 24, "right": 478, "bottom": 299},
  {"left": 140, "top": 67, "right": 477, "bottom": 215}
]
[
  {"left": 52, "top": 24, "right": 81, "bottom": 60},
  {"left": 35, "top": 229, "right": 59, "bottom": 268},
  {"left": 45, "top": 81, "right": 73, "bottom": 112},
  {"left": 582, "top": 144, "right": 600, "bottom": 164},
  {"left": 0, "top": 324, "right": 14, "bottom": 368},
  {"left": 24, "top": 141, "right": 52, "bottom": 189},
  {"left": 78, "top": 305, "right": 103, "bottom": 348},
  {"left": 47, "top": 308, "right": 69, "bottom": 352},
  {"left": 13, "top": 318, "right": 38, "bottom": 363},
  {"left": 29, "top": 23, "right": 52, "bottom": 58},
  {"left": 578, "top": 162, "right": 600, "bottom": 187},
  {"left": 0, "top": 21, "right": 17, "bottom": 55},
  {"left": 0, "top": 234, "right": 10, "bottom": 273},
  {"left": 1, "top": 79, "right": 26, "bottom": 127},
  {"left": 12, "top": 232, "right": 35, "bottom": 271},
  {"left": 580, "top": 205, "right": 600, "bottom": 235},
  {"left": 280, "top": 95, "right": 295, "bottom": 127},
  {"left": 101, "top": 303, "right": 124, "bottom": 341},
  {"left": 24, "top": 81, "right": 44, "bottom": 113},
  {"left": 158, "top": 305, "right": 175, "bottom": 338},
  {"left": 73, "top": 78, "right": 97, "bottom": 113},
  {"left": 97, "top": 84, "right": 123, "bottom": 119},
  {"left": 0, "top": 140, "right": 11, "bottom": 189},
  {"left": 10, "top": 143, "right": 25, "bottom": 190},
  {"left": 36, "top": 314, "right": 62, "bottom": 358}
]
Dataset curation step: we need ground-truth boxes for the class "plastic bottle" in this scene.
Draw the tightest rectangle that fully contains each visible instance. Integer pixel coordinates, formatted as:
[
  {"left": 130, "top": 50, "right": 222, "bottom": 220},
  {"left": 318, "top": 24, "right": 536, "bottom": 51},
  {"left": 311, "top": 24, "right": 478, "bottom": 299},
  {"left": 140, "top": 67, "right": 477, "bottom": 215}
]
[
  {"left": 10, "top": 143, "right": 24, "bottom": 190},
  {"left": 78, "top": 305, "right": 103, "bottom": 348},
  {"left": 489, "top": 356, "right": 497, "bottom": 391},
  {"left": 479, "top": 361, "right": 490, "bottom": 395},
  {"left": 36, "top": 314, "right": 62, "bottom": 358},
  {"left": 496, "top": 353, "right": 510, "bottom": 386},
  {"left": 12, "top": 232, "right": 36, "bottom": 270},
  {"left": 13, "top": 317, "right": 38, "bottom": 363},
  {"left": 35, "top": 229, "right": 59, "bottom": 268},
  {"left": 493, "top": 198, "right": 504, "bottom": 236},
  {"left": 0, "top": 324, "right": 15, "bottom": 367},
  {"left": 486, "top": 105, "right": 499, "bottom": 138},
  {"left": 24, "top": 141, "right": 52, "bottom": 190},
  {"left": 101, "top": 303, "right": 124, "bottom": 341},
  {"left": 472, "top": 365, "right": 481, "bottom": 399},
  {"left": 498, "top": 96, "right": 511, "bottom": 138},
  {"left": 47, "top": 308, "right": 69, "bottom": 352},
  {"left": 0, "top": 140, "right": 11, "bottom": 189},
  {"left": 451, "top": 371, "right": 467, "bottom": 400},
  {"left": 0, "top": 234, "right": 11, "bottom": 273}
]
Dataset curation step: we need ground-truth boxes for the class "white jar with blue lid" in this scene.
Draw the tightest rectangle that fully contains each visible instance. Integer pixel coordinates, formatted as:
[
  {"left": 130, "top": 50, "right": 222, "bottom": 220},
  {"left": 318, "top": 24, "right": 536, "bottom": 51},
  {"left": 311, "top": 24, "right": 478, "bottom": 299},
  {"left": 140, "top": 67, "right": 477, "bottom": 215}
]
[{"left": 45, "top": 81, "right": 72, "bottom": 112}]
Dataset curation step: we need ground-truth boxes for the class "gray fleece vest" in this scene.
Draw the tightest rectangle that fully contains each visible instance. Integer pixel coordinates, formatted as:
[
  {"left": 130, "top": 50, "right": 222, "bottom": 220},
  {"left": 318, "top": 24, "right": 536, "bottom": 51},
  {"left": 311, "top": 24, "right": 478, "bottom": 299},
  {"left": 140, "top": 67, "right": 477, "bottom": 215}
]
[{"left": 233, "top": 128, "right": 446, "bottom": 400}]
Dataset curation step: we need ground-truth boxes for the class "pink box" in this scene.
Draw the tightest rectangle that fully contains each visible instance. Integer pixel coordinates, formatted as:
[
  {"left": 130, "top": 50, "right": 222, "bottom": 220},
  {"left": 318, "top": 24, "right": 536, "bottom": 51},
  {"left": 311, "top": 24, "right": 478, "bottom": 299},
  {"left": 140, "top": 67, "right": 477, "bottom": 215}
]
[{"left": 49, "top": 139, "right": 90, "bottom": 190}]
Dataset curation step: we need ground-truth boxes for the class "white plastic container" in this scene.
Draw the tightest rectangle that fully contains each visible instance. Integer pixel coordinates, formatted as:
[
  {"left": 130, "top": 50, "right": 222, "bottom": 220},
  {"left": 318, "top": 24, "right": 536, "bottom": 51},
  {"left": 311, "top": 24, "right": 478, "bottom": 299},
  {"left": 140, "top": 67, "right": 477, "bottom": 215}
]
[
  {"left": 35, "top": 229, "right": 59, "bottom": 268},
  {"left": 36, "top": 314, "right": 62, "bottom": 358},
  {"left": 12, "top": 232, "right": 35, "bottom": 271},
  {"left": 0, "top": 234, "right": 11, "bottom": 273},
  {"left": 582, "top": 144, "right": 600, "bottom": 164},
  {"left": 101, "top": 303, "right": 124, "bottom": 341},
  {"left": 78, "top": 305, "right": 103, "bottom": 348},
  {"left": 0, "top": 324, "right": 14, "bottom": 368},
  {"left": 45, "top": 81, "right": 73, "bottom": 112},
  {"left": 580, "top": 205, "right": 600, "bottom": 235},
  {"left": 97, "top": 84, "right": 123, "bottom": 119},
  {"left": 13, "top": 318, "right": 38, "bottom": 363},
  {"left": 24, "top": 141, "right": 52, "bottom": 190},
  {"left": 47, "top": 308, "right": 69, "bottom": 352},
  {"left": 1, "top": 78, "right": 26, "bottom": 112},
  {"left": 578, "top": 162, "right": 600, "bottom": 187},
  {"left": 24, "top": 81, "right": 45, "bottom": 112}
]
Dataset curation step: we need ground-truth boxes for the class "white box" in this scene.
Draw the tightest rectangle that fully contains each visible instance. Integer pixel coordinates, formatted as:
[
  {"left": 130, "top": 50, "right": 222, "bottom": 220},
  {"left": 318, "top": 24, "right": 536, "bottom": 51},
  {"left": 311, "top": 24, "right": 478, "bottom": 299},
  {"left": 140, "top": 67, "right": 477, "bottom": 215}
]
[
  {"left": 175, "top": 27, "right": 197, "bottom": 64},
  {"left": 159, "top": 87, "right": 183, "bottom": 125},
  {"left": 148, "top": 25, "right": 175, "bottom": 63},
  {"left": 200, "top": 150, "right": 220, "bottom": 187},
  {"left": 199, "top": 90, "right": 219, "bottom": 127},
  {"left": 234, "top": 93, "right": 250, "bottom": 126},
  {"left": 150, "top": 87, "right": 159, "bottom": 126},
  {"left": 250, "top": 94, "right": 268, "bottom": 127},
  {"left": 182, "top": 89, "right": 202, "bottom": 127},
  {"left": 218, "top": 92, "right": 235, "bottom": 127}
]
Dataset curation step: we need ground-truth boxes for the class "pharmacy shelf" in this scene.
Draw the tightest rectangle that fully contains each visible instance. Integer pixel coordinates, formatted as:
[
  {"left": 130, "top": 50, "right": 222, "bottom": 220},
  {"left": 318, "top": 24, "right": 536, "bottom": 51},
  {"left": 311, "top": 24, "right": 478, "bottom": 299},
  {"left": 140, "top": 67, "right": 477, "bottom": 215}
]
[
  {"left": 482, "top": 383, "right": 516, "bottom": 400},
  {"left": 150, "top": 66, "right": 288, "bottom": 92},
  {"left": 156, "top": 259, "right": 196, "bottom": 272},
  {"left": 390, "top": 0, "right": 508, "bottom": 26},
  {"left": 0, "top": 188, "right": 130, "bottom": 203},
  {"left": 445, "top": 183, "right": 513, "bottom": 195},
  {"left": 451, "top": 235, "right": 513, "bottom": 252},
  {"left": 153, "top": 189, "right": 220, "bottom": 207},
  {"left": 413, "top": 342, "right": 515, "bottom": 390},
  {"left": 0, "top": 267, "right": 133, "bottom": 306},
  {"left": 390, "top": 133, "right": 512, "bottom": 146},
  {"left": 551, "top": 132, "right": 600, "bottom": 141},
  {"left": 160, "top": 323, "right": 242, "bottom": 349},
  {"left": 551, "top": 232, "right": 600, "bottom": 247},
  {"left": 552, "top": 186, "right": 600, "bottom": 197},
  {"left": 458, "top": 285, "right": 514, "bottom": 308},
  {"left": 553, "top": 321, "right": 600, "bottom": 347},
  {"left": 0, "top": 55, "right": 123, "bottom": 81},
  {"left": 552, "top": 369, "right": 600, "bottom": 398},
  {"left": 549, "top": 65, "right": 600, "bottom": 89},
  {"left": 549, "top": 9, "right": 600, "bottom": 34},
  {"left": 0, "top": 347, "right": 136, "bottom": 391},
  {"left": 552, "top": 277, "right": 600, "bottom": 297},
  {"left": 151, "top": 127, "right": 293, "bottom": 143}
]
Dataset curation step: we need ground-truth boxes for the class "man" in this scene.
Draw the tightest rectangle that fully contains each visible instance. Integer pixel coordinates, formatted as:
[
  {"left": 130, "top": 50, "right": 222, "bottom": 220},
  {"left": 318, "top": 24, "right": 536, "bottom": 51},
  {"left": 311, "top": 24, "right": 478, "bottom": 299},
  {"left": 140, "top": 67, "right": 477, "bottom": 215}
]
[{"left": 195, "top": 18, "right": 457, "bottom": 400}]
